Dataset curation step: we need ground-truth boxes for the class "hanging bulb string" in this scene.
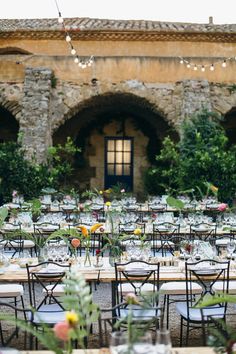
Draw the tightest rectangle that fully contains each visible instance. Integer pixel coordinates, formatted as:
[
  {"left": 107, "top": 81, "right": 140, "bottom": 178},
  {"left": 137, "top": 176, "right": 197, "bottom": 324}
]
[
  {"left": 54, "top": 0, "right": 94, "bottom": 69},
  {"left": 178, "top": 56, "right": 236, "bottom": 70}
]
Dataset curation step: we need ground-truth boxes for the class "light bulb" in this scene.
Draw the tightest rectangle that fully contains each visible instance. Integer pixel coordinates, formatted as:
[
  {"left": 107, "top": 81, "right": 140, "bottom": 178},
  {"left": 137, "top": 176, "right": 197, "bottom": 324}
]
[
  {"left": 193, "top": 65, "right": 198, "bottom": 71},
  {"left": 66, "top": 35, "right": 71, "bottom": 42},
  {"left": 180, "top": 59, "right": 184, "bottom": 64},
  {"left": 78, "top": 62, "right": 83, "bottom": 67},
  {"left": 201, "top": 66, "right": 205, "bottom": 72},
  {"left": 71, "top": 48, "right": 76, "bottom": 55},
  {"left": 187, "top": 63, "right": 191, "bottom": 69},
  {"left": 222, "top": 60, "right": 227, "bottom": 68},
  {"left": 58, "top": 17, "right": 64, "bottom": 24},
  {"left": 210, "top": 64, "right": 215, "bottom": 71},
  {"left": 74, "top": 57, "right": 79, "bottom": 64}
]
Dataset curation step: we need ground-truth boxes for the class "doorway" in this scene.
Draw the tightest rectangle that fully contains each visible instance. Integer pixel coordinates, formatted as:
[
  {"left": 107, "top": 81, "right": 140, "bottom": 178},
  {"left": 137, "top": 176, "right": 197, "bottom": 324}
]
[{"left": 104, "top": 137, "right": 133, "bottom": 191}]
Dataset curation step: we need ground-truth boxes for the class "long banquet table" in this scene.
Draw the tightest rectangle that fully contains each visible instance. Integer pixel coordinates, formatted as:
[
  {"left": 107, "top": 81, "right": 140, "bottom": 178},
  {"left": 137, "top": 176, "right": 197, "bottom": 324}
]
[{"left": 20, "top": 348, "right": 215, "bottom": 353}]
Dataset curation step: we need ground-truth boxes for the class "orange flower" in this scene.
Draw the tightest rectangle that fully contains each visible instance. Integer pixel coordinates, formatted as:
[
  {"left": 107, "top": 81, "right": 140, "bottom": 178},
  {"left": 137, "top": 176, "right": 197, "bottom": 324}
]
[
  {"left": 71, "top": 238, "right": 80, "bottom": 248},
  {"left": 77, "top": 225, "right": 89, "bottom": 237},
  {"left": 90, "top": 223, "right": 103, "bottom": 233},
  {"left": 53, "top": 321, "right": 70, "bottom": 341},
  {"left": 210, "top": 185, "right": 218, "bottom": 194}
]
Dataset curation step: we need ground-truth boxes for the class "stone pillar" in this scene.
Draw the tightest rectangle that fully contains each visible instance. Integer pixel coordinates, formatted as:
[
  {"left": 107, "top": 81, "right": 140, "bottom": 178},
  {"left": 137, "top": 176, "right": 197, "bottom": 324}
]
[
  {"left": 181, "top": 79, "right": 212, "bottom": 120},
  {"left": 20, "top": 67, "right": 53, "bottom": 163}
]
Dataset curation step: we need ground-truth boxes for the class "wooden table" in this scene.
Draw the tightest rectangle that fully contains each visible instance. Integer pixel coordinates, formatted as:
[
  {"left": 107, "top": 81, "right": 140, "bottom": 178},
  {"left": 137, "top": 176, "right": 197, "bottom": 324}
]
[{"left": 21, "top": 347, "right": 215, "bottom": 353}]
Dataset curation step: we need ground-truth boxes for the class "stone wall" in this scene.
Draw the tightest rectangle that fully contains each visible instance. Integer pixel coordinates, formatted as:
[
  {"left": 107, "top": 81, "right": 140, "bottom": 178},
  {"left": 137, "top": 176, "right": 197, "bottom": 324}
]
[
  {"left": 1, "top": 73, "right": 236, "bottom": 192},
  {"left": 20, "top": 67, "right": 53, "bottom": 162}
]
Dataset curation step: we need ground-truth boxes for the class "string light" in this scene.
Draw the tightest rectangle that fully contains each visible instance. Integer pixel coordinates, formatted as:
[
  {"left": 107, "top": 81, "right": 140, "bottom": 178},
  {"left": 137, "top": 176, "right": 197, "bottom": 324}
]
[
  {"left": 54, "top": 0, "right": 94, "bottom": 69},
  {"left": 178, "top": 56, "right": 236, "bottom": 71}
]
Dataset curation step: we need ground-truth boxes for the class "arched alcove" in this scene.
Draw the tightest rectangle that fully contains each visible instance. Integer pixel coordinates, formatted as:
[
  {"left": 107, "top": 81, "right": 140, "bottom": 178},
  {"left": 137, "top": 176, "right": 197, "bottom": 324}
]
[
  {"left": 222, "top": 107, "right": 236, "bottom": 146},
  {"left": 53, "top": 92, "right": 177, "bottom": 193},
  {"left": 0, "top": 106, "right": 19, "bottom": 142}
]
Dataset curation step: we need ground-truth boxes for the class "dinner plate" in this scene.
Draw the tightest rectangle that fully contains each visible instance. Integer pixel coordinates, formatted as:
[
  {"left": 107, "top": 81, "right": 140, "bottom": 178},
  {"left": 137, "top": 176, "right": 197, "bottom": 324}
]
[{"left": 194, "top": 269, "right": 218, "bottom": 276}]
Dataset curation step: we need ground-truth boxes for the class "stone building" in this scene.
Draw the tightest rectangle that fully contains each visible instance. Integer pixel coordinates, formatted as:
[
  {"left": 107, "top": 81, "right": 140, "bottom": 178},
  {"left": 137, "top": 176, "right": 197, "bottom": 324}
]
[{"left": 0, "top": 18, "right": 236, "bottom": 193}]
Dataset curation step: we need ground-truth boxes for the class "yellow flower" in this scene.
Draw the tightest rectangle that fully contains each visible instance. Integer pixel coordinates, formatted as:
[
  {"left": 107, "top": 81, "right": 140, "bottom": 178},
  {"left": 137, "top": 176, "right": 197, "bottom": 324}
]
[
  {"left": 77, "top": 225, "right": 89, "bottom": 237},
  {"left": 90, "top": 223, "right": 103, "bottom": 233},
  {"left": 66, "top": 311, "right": 78, "bottom": 326},
  {"left": 105, "top": 201, "right": 111, "bottom": 207},
  {"left": 210, "top": 185, "right": 218, "bottom": 194},
  {"left": 99, "top": 190, "right": 103, "bottom": 194},
  {"left": 105, "top": 189, "right": 112, "bottom": 194},
  {"left": 134, "top": 228, "right": 142, "bottom": 235}
]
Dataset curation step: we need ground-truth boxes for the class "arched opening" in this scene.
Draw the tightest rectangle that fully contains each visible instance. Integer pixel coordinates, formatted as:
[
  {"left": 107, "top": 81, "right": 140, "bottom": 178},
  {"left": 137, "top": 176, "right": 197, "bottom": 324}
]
[
  {"left": 0, "top": 106, "right": 19, "bottom": 142},
  {"left": 53, "top": 93, "right": 177, "bottom": 194},
  {"left": 0, "top": 47, "right": 32, "bottom": 55},
  {"left": 222, "top": 107, "right": 236, "bottom": 146}
]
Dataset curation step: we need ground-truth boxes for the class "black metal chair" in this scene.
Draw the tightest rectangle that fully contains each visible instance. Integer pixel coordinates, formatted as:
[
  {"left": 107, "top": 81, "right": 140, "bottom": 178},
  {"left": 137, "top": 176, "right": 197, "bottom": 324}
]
[
  {"left": 190, "top": 223, "right": 217, "bottom": 242},
  {"left": 175, "top": 258, "right": 230, "bottom": 346},
  {"left": 152, "top": 222, "right": 180, "bottom": 256},
  {"left": 0, "top": 301, "right": 32, "bottom": 348}
]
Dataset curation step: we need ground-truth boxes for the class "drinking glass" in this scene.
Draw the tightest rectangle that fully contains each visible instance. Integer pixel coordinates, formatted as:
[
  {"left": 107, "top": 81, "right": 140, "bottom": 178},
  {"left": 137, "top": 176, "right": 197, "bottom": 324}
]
[
  {"left": 227, "top": 240, "right": 235, "bottom": 257},
  {"left": 132, "top": 332, "right": 155, "bottom": 354},
  {"left": 156, "top": 329, "right": 172, "bottom": 354},
  {"left": 110, "top": 331, "right": 128, "bottom": 354}
]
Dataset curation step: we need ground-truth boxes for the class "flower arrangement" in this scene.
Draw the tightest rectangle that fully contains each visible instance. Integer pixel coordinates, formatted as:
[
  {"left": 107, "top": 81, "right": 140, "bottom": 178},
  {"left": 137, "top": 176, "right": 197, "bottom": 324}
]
[
  {"left": 77, "top": 223, "right": 103, "bottom": 266},
  {"left": 180, "top": 240, "right": 194, "bottom": 255}
]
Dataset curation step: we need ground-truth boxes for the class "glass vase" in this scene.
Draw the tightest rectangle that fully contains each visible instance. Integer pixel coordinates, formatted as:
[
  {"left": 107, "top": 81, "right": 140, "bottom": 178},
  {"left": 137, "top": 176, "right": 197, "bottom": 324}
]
[{"left": 84, "top": 247, "right": 91, "bottom": 267}]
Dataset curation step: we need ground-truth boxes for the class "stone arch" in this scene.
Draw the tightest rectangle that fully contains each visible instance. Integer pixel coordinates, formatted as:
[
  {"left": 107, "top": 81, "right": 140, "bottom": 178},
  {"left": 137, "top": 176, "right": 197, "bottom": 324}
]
[
  {"left": 0, "top": 105, "right": 19, "bottom": 142},
  {"left": 52, "top": 92, "right": 178, "bottom": 193},
  {"left": 0, "top": 47, "right": 32, "bottom": 55},
  {"left": 0, "top": 94, "right": 22, "bottom": 121}
]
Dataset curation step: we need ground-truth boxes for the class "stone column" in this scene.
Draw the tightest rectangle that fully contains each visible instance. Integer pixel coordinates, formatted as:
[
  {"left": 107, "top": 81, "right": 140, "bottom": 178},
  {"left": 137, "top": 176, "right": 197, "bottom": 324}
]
[
  {"left": 20, "top": 67, "right": 53, "bottom": 163},
  {"left": 175, "top": 80, "right": 212, "bottom": 134}
]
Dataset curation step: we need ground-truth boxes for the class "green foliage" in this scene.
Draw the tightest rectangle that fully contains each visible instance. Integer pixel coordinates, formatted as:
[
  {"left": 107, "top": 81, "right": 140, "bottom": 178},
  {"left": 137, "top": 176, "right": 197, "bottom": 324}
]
[
  {"left": 146, "top": 110, "right": 236, "bottom": 202},
  {"left": 0, "top": 141, "right": 49, "bottom": 203},
  {"left": 166, "top": 196, "right": 185, "bottom": 210},
  {"left": 0, "top": 136, "right": 80, "bottom": 203},
  {"left": 0, "top": 207, "right": 8, "bottom": 227}
]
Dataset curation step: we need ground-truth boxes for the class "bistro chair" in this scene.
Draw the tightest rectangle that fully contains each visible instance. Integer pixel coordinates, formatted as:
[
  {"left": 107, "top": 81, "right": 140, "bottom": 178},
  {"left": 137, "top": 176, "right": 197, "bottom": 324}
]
[
  {"left": 0, "top": 301, "right": 32, "bottom": 348},
  {"left": 152, "top": 222, "right": 180, "bottom": 256},
  {"left": 175, "top": 258, "right": 230, "bottom": 346},
  {"left": 98, "top": 302, "right": 163, "bottom": 347},
  {"left": 190, "top": 223, "right": 217, "bottom": 242},
  {"left": 26, "top": 261, "right": 69, "bottom": 338},
  {"left": 114, "top": 260, "right": 160, "bottom": 304}
]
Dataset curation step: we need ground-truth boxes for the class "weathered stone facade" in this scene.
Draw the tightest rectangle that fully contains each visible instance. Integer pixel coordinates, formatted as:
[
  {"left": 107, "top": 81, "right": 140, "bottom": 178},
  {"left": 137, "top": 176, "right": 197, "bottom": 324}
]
[{"left": 0, "top": 18, "right": 236, "bottom": 192}]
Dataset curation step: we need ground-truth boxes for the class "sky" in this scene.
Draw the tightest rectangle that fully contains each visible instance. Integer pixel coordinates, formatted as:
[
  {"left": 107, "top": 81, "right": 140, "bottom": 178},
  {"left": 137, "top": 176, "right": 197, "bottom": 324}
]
[{"left": 0, "top": 0, "right": 235, "bottom": 24}]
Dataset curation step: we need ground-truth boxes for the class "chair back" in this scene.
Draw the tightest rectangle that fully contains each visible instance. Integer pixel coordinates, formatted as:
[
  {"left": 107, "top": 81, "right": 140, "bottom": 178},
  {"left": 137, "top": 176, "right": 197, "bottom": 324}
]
[
  {"left": 26, "top": 261, "right": 70, "bottom": 310},
  {"left": 115, "top": 260, "right": 160, "bottom": 305},
  {"left": 153, "top": 222, "right": 180, "bottom": 256},
  {"left": 185, "top": 259, "right": 230, "bottom": 318},
  {"left": 190, "top": 223, "right": 216, "bottom": 242}
]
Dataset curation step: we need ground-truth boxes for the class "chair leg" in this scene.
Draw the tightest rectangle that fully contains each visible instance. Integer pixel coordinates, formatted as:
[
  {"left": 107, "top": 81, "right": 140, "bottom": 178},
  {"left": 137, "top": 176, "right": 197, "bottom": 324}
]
[
  {"left": 180, "top": 317, "right": 183, "bottom": 347},
  {"left": 186, "top": 322, "right": 190, "bottom": 346},
  {"left": 166, "top": 295, "right": 170, "bottom": 329}
]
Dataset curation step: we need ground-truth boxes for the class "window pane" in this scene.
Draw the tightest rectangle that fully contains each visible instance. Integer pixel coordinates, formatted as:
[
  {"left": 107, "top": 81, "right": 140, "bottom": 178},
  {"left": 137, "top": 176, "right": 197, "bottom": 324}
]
[
  {"left": 116, "top": 151, "right": 123, "bottom": 163},
  {"left": 116, "top": 164, "right": 123, "bottom": 176},
  {"left": 123, "top": 152, "right": 131, "bottom": 163},
  {"left": 107, "top": 140, "right": 115, "bottom": 151},
  {"left": 123, "top": 164, "right": 131, "bottom": 176},
  {"left": 116, "top": 140, "right": 123, "bottom": 151},
  {"left": 107, "top": 164, "right": 115, "bottom": 175},
  {"left": 107, "top": 151, "right": 115, "bottom": 163},
  {"left": 124, "top": 140, "right": 131, "bottom": 151}
]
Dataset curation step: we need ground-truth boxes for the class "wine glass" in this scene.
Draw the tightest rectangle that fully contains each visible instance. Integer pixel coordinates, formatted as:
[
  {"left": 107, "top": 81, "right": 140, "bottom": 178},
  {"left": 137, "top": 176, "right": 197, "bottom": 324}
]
[
  {"left": 227, "top": 240, "right": 235, "bottom": 258},
  {"left": 156, "top": 329, "right": 172, "bottom": 354},
  {"left": 132, "top": 332, "right": 155, "bottom": 354}
]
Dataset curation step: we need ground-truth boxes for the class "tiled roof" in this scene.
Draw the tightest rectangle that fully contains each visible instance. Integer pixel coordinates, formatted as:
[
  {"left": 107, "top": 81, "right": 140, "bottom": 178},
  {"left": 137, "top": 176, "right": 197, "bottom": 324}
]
[{"left": 0, "top": 18, "right": 236, "bottom": 41}]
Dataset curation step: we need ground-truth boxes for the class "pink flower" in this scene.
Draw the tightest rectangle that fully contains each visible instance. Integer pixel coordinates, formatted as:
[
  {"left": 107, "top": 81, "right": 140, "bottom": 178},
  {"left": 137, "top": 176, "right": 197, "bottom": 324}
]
[
  {"left": 125, "top": 293, "right": 139, "bottom": 305},
  {"left": 121, "top": 189, "right": 125, "bottom": 193},
  {"left": 218, "top": 203, "right": 227, "bottom": 212},
  {"left": 12, "top": 190, "right": 18, "bottom": 197},
  {"left": 53, "top": 321, "right": 70, "bottom": 341}
]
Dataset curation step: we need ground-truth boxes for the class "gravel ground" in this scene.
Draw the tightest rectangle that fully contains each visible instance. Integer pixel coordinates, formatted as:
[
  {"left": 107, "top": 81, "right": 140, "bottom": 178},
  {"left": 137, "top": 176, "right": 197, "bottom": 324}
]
[{"left": 2, "top": 281, "right": 235, "bottom": 350}]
